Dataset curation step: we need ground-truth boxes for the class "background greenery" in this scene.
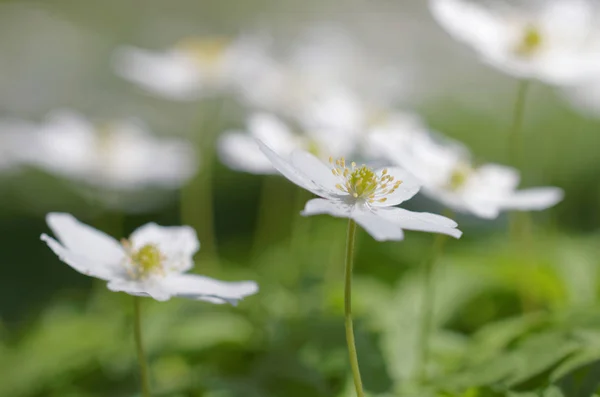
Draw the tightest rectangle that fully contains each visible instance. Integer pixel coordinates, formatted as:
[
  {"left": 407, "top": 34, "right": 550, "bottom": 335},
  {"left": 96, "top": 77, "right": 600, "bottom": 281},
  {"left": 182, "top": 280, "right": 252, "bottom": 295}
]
[{"left": 2, "top": 0, "right": 600, "bottom": 396}]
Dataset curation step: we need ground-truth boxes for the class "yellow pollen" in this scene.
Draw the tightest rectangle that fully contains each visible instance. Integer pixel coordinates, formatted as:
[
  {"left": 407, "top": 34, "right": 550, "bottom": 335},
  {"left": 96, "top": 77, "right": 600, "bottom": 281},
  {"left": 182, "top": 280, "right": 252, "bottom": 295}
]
[
  {"left": 329, "top": 157, "right": 404, "bottom": 203},
  {"left": 175, "top": 37, "right": 230, "bottom": 72},
  {"left": 124, "top": 242, "right": 165, "bottom": 280},
  {"left": 514, "top": 25, "right": 543, "bottom": 57},
  {"left": 447, "top": 164, "right": 472, "bottom": 190}
]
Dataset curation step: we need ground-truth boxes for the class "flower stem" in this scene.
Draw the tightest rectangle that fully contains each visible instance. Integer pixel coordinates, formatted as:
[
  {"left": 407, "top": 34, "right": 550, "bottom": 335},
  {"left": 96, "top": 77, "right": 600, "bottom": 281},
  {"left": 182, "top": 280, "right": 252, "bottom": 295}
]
[
  {"left": 416, "top": 232, "right": 448, "bottom": 383},
  {"left": 509, "top": 80, "right": 530, "bottom": 169},
  {"left": 133, "top": 296, "right": 151, "bottom": 397},
  {"left": 344, "top": 219, "right": 365, "bottom": 397},
  {"left": 181, "top": 100, "right": 224, "bottom": 264},
  {"left": 508, "top": 80, "right": 536, "bottom": 311}
]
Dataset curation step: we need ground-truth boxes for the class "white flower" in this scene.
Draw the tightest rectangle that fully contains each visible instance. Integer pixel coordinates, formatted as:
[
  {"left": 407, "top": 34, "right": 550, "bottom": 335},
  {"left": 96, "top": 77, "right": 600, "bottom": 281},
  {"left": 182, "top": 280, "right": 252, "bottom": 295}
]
[
  {"left": 563, "top": 77, "right": 600, "bottom": 116},
  {"left": 113, "top": 36, "right": 268, "bottom": 101},
  {"left": 41, "top": 213, "right": 258, "bottom": 304},
  {"left": 370, "top": 128, "right": 564, "bottom": 219},
  {"left": 218, "top": 113, "right": 353, "bottom": 174},
  {"left": 20, "top": 110, "right": 198, "bottom": 190},
  {"left": 430, "top": 0, "right": 600, "bottom": 85},
  {"left": 256, "top": 140, "right": 462, "bottom": 241},
  {"left": 0, "top": 118, "right": 35, "bottom": 172}
]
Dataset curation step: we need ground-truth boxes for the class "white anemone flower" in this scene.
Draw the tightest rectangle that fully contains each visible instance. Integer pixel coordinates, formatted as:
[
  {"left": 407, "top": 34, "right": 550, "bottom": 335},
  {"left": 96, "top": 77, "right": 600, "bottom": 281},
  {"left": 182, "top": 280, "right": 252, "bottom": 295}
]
[
  {"left": 113, "top": 36, "right": 268, "bottom": 101},
  {"left": 256, "top": 140, "right": 462, "bottom": 241},
  {"left": 370, "top": 129, "right": 564, "bottom": 219},
  {"left": 21, "top": 110, "right": 198, "bottom": 190},
  {"left": 41, "top": 212, "right": 258, "bottom": 303},
  {"left": 563, "top": 77, "right": 600, "bottom": 116},
  {"left": 218, "top": 113, "right": 354, "bottom": 174},
  {"left": 0, "top": 118, "right": 36, "bottom": 172},
  {"left": 430, "top": 0, "right": 600, "bottom": 85}
]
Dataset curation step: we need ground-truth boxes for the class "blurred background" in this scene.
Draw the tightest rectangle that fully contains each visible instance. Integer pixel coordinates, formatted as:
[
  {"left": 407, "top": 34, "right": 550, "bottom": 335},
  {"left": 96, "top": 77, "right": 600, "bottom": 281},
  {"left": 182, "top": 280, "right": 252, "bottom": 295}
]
[{"left": 2, "top": 0, "right": 600, "bottom": 396}]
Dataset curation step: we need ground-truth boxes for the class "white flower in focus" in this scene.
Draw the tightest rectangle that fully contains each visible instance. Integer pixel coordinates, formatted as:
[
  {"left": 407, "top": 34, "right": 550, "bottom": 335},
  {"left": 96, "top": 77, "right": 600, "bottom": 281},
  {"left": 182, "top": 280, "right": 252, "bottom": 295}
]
[
  {"left": 113, "top": 36, "right": 268, "bottom": 100},
  {"left": 257, "top": 140, "right": 462, "bottom": 241},
  {"left": 41, "top": 213, "right": 258, "bottom": 303},
  {"left": 218, "top": 113, "right": 353, "bottom": 174},
  {"left": 21, "top": 110, "right": 198, "bottom": 190},
  {"left": 370, "top": 129, "right": 564, "bottom": 219},
  {"left": 430, "top": 0, "right": 600, "bottom": 85}
]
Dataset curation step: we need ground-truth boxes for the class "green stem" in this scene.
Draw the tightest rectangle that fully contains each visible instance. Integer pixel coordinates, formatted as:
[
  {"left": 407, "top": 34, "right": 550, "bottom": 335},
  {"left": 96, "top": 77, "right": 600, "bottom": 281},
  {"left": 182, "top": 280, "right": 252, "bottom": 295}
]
[
  {"left": 344, "top": 219, "right": 365, "bottom": 397},
  {"left": 417, "top": 232, "right": 448, "bottom": 383},
  {"left": 251, "top": 176, "right": 281, "bottom": 258},
  {"left": 180, "top": 100, "right": 224, "bottom": 263},
  {"left": 507, "top": 81, "right": 536, "bottom": 311},
  {"left": 509, "top": 80, "right": 530, "bottom": 169},
  {"left": 133, "top": 297, "right": 151, "bottom": 397}
]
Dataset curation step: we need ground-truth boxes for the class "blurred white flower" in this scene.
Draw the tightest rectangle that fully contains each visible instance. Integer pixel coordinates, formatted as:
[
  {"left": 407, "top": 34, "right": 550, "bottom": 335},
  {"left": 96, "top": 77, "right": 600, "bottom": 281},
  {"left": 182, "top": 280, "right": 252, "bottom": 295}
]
[
  {"left": 563, "top": 78, "right": 600, "bottom": 116},
  {"left": 21, "top": 110, "right": 198, "bottom": 190},
  {"left": 296, "top": 88, "right": 424, "bottom": 159},
  {"left": 257, "top": 140, "right": 462, "bottom": 241},
  {"left": 430, "top": 0, "right": 600, "bottom": 85},
  {"left": 0, "top": 118, "right": 35, "bottom": 172},
  {"left": 113, "top": 35, "right": 269, "bottom": 101},
  {"left": 237, "top": 27, "right": 405, "bottom": 118},
  {"left": 370, "top": 128, "right": 564, "bottom": 219},
  {"left": 218, "top": 113, "right": 353, "bottom": 174},
  {"left": 42, "top": 212, "right": 258, "bottom": 303}
]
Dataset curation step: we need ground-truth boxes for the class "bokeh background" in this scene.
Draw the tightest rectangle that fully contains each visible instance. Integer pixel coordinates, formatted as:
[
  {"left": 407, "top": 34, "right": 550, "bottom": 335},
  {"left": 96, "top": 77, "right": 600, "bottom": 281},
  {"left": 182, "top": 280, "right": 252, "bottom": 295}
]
[{"left": 2, "top": 0, "right": 600, "bottom": 396}]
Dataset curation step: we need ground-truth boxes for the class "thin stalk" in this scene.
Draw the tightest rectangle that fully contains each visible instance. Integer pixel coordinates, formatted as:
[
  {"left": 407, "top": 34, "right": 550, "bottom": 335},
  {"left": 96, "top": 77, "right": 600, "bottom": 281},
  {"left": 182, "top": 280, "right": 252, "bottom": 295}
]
[
  {"left": 344, "top": 219, "right": 365, "bottom": 397},
  {"left": 507, "top": 80, "right": 536, "bottom": 311},
  {"left": 416, "top": 232, "right": 448, "bottom": 383},
  {"left": 509, "top": 80, "right": 530, "bottom": 169},
  {"left": 180, "top": 100, "right": 224, "bottom": 263},
  {"left": 290, "top": 188, "right": 311, "bottom": 256},
  {"left": 251, "top": 176, "right": 281, "bottom": 258},
  {"left": 133, "top": 297, "right": 151, "bottom": 397}
]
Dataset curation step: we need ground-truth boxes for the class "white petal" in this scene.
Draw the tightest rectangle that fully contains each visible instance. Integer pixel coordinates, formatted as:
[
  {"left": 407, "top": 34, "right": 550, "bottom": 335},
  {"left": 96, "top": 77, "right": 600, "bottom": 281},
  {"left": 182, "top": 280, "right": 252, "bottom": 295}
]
[
  {"left": 371, "top": 167, "right": 421, "bottom": 207},
  {"left": 290, "top": 150, "right": 340, "bottom": 193},
  {"left": 41, "top": 234, "right": 124, "bottom": 280},
  {"left": 472, "top": 164, "right": 520, "bottom": 193},
  {"left": 248, "top": 113, "right": 298, "bottom": 154},
  {"left": 378, "top": 207, "right": 463, "bottom": 238},
  {"left": 217, "top": 132, "right": 275, "bottom": 174},
  {"left": 430, "top": 0, "right": 511, "bottom": 57},
  {"left": 256, "top": 140, "right": 336, "bottom": 199},
  {"left": 44, "top": 213, "right": 125, "bottom": 277},
  {"left": 107, "top": 279, "right": 172, "bottom": 301},
  {"left": 162, "top": 274, "right": 259, "bottom": 305},
  {"left": 301, "top": 198, "right": 352, "bottom": 218},
  {"left": 129, "top": 223, "right": 199, "bottom": 273},
  {"left": 112, "top": 46, "right": 202, "bottom": 101},
  {"left": 352, "top": 210, "right": 405, "bottom": 242},
  {"left": 501, "top": 187, "right": 564, "bottom": 211}
]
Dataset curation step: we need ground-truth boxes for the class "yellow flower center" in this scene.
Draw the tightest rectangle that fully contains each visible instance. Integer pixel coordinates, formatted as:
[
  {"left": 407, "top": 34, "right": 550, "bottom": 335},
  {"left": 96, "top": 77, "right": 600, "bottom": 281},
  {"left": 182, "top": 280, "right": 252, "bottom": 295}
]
[
  {"left": 514, "top": 25, "right": 543, "bottom": 57},
  {"left": 329, "top": 157, "right": 402, "bottom": 204},
  {"left": 123, "top": 240, "right": 165, "bottom": 280},
  {"left": 447, "top": 164, "right": 472, "bottom": 190},
  {"left": 175, "top": 37, "right": 230, "bottom": 71}
]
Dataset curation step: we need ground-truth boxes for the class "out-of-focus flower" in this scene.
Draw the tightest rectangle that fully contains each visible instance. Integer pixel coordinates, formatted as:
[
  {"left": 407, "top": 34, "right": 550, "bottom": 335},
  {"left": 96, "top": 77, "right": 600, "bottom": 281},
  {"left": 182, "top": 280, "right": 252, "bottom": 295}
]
[
  {"left": 237, "top": 27, "right": 405, "bottom": 118},
  {"left": 430, "top": 0, "right": 600, "bottom": 85},
  {"left": 218, "top": 113, "right": 353, "bottom": 174},
  {"left": 370, "top": 128, "right": 564, "bottom": 219},
  {"left": 563, "top": 78, "right": 600, "bottom": 116},
  {"left": 20, "top": 110, "right": 198, "bottom": 191},
  {"left": 257, "top": 140, "right": 462, "bottom": 241},
  {"left": 0, "top": 118, "right": 35, "bottom": 172},
  {"left": 42, "top": 212, "right": 258, "bottom": 303},
  {"left": 296, "top": 88, "right": 423, "bottom": 159},
  {"left": 113, "top": 35, "right": 270, "bottom": 101}
]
